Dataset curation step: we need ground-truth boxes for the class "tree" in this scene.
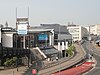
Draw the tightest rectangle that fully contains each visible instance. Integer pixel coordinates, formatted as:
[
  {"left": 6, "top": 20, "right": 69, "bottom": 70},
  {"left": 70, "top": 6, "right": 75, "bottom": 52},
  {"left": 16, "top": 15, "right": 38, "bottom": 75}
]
[
  {"left": 3, "top": 57, "right": 17, "bottom": 67},
  {"left": 66, "top": 45, "right": 75, "bottom": 57}
]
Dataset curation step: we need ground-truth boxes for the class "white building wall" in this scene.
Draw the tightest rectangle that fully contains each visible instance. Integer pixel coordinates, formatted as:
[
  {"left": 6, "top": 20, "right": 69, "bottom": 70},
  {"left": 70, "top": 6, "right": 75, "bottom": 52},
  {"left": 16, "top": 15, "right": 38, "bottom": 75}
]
[
  {"left": 91, "top": 25, "right": 96, "bottom": 35},
  {"left": 67, "top": 25, "right": 88, "bottom": 41},
  {"left": 58, "top": 34, "right": 72, "bottom": 40},
  {"left": 0, "top": 28, "right": 1, "bottom": 43},
  {"left": 89, "top": 24, "right": 100, "bottom": 35},
  {"left": 67, "top": 25, "right": 80, "bottom": 41},
  {"left": 96, "top": 24, "right": 100, "bottom": 35},
  {"left": 79, "top": 26, "right": 82, "bottom": 41},
  {"left": 2, "top": 33, "right": 13, "bottom": 47}
]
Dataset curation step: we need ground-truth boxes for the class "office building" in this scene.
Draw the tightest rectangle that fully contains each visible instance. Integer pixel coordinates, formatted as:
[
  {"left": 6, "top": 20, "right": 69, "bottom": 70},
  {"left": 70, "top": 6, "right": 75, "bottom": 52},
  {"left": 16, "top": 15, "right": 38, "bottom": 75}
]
[{"left": 67, "top": 24, "right": 88, "bottom": 41}]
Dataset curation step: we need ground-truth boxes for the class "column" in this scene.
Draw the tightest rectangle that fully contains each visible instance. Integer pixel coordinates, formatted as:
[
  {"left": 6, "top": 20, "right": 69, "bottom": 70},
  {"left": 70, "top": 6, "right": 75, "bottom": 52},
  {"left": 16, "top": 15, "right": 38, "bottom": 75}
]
[
  {"left": 65, "top": 41, "right": 68, "bottom": 49},
  {"left": 49, "top": 33, "right": 52, "bottom": 46},
  {"left": 62, "top": 42, "right": 64, "bottom": 50},
  {"left": 23, "top": 36, "right": 25, "bottom": 49},
  {"left": 58, "top": 42, "right": 60, "bottom": 51}
]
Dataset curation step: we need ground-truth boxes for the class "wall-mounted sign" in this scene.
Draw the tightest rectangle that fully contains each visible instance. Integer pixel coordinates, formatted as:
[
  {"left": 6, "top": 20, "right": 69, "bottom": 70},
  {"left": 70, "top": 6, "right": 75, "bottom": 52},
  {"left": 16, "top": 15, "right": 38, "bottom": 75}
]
[
  {"left": 38, "top": 34, "right": 48, "bottom": 41},
  {"left": 17, "top": 24, "right": 27, "bottom": 34}
]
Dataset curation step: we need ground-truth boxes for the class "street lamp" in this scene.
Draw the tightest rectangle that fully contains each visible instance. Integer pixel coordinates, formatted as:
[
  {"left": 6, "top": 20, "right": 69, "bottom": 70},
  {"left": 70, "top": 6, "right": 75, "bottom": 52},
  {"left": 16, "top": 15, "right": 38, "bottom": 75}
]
[
  {"left": 88, "top": 25, "right": 91, "bottom": 61},
  {"left": 58, "top": 25, "right": 61, "bottom": 75}
]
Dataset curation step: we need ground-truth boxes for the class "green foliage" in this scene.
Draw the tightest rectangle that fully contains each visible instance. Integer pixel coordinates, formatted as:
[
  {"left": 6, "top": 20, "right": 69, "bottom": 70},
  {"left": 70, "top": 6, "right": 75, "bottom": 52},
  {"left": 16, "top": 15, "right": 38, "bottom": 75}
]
[
  {"left": 13, "top": 57, "right": 17, "bottom": 61},
  {"left": 66, "top": 45, "right": 75, "bottom": 57},
  {"left": 3, "top": 57, "right": 17, "bottom": 67}
]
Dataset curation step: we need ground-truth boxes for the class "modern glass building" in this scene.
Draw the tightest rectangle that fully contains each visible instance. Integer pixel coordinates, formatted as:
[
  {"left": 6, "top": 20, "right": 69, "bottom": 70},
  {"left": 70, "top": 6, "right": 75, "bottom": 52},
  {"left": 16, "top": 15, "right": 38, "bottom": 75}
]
[
  {"left": 40, "top": 24, "right": 72, "bottom": 45},
  {"left": 1, "top": 24, "right": 72, "bottom": 48},
  {"left": 1, "top": 26, "right": 54, "bottom": 48}
]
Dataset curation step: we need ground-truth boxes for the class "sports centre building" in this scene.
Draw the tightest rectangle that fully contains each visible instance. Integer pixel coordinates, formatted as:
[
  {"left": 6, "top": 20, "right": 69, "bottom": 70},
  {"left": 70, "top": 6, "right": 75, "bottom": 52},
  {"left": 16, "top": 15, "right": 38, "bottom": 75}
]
[
  {"left": 1, "top": 24, "right": 72, "bottom": 49},
  {"left": 0, "top": 24, "right": 72, "bottom": 65}
]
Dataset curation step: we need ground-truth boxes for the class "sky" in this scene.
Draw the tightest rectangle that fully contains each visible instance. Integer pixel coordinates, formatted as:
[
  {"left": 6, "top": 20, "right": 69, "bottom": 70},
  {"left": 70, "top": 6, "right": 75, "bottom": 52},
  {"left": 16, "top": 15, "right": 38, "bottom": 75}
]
[{"left": 0, "top": 0, "right": 100, "bottom": 27}]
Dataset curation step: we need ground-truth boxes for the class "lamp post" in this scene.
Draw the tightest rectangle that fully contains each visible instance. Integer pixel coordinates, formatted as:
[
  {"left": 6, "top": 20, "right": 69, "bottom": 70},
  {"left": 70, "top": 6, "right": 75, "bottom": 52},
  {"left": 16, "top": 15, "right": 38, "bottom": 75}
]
[
  {"left": 58, "top": 25, "right": 61, "bottom": 75},
  {"left": 88, "top": 25, "right": 91, "bottom": 61}
]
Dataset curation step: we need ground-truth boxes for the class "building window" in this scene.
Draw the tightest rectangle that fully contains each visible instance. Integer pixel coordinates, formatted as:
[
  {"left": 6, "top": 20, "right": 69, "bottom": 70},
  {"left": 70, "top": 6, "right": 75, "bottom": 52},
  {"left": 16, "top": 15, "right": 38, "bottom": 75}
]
[{"left": 54, "top": 34, "right": 58, "bottom": 39}]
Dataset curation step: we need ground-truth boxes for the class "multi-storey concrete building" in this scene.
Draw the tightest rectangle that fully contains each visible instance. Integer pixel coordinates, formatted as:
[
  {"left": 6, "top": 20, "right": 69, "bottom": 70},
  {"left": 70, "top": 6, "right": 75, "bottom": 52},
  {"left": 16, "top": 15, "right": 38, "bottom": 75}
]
[
  {"left": 89, "top": 24, "right": 100, "bottom": 35},
  {"left": 67, "top": 24, "right": 88, "bottom": 41},
  {"left": 85, "top": 24, "right": 100, "bottom": 36}
]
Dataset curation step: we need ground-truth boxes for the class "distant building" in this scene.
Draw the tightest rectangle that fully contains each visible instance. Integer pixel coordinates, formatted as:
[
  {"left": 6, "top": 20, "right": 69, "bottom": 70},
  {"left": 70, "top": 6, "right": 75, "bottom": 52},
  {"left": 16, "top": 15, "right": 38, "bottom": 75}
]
[
  {"left": 67, "top": 24, "right": 88, "bottom": 41},
  {"left": 89, "top": 24, "right": 100, "bottom": 36}
]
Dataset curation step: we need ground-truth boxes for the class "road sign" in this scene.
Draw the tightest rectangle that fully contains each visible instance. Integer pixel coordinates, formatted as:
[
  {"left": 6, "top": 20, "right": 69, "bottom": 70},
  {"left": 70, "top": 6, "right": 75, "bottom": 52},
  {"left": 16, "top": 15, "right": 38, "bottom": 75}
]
[{"left": 17, "top": 24, "right": 27, "bottom": 34}]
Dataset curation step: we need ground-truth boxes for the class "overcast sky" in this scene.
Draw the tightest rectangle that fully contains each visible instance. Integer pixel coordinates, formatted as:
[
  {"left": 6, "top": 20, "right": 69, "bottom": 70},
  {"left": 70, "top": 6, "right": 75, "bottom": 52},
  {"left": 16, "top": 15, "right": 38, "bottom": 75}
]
[{"left": 0, "top": 0, "right": 100, "bottom": 27}]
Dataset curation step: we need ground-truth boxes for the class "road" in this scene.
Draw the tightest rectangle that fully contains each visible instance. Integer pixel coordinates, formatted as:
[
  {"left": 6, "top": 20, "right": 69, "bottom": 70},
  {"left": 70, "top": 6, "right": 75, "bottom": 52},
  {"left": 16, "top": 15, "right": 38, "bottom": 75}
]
[{"left": 82, "top": 40, "right": 100, "bottom": 75}]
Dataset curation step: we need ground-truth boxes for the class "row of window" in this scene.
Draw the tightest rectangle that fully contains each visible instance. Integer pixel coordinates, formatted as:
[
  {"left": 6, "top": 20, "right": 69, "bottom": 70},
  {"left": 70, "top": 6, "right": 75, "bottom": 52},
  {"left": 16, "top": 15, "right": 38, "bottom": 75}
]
[
  {"left": 73, "top": 37, "right": 79, "bottom": 39},
  {"left": 72, "top": 34, "right": 79, "bottom": 36}
]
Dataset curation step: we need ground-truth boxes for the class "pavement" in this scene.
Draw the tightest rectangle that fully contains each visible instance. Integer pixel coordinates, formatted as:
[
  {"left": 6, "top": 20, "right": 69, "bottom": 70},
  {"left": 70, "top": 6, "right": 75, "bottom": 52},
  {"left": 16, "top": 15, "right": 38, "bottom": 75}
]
[
  {"left": 51, "top": 41, "right": 96, "bottom": 75},
  {"left": 0, "top": 66, "right": 28, "bottom": 75},
  {"left": 51, "top": 61, "right": 95, "bottom": 75},
  {"left": 84, "top": 41, "right": 100, "bottom": 75}
]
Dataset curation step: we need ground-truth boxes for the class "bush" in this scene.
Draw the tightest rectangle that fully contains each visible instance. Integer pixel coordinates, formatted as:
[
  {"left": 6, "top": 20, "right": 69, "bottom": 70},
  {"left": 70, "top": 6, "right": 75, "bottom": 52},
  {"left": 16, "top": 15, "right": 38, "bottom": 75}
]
[
  {"left": 3, "top": 57, "right": 17, "bottom": 67},
  {"left": 66, "top": 45, "right": 75, "bottom": 57}
]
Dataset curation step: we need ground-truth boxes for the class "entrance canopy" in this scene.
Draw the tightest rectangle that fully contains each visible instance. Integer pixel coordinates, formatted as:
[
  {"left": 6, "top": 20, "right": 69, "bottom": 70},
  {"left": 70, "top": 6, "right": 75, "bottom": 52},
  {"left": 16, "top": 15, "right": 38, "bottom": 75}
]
[{"left": 41, "top": 47, "right": 59, "bottom": 55}]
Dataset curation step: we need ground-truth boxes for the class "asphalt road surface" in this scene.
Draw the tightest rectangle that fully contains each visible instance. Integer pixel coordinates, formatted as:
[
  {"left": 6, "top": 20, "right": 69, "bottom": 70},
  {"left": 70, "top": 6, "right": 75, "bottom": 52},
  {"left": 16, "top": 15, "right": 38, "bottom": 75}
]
[{"left": 82, "top": 40, "right": 100, "bottom": 75}]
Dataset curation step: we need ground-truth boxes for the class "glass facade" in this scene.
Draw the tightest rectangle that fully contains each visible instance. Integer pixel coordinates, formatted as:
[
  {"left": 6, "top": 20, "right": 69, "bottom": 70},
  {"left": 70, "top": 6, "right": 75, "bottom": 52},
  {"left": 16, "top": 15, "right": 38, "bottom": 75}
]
[
  {"left": 13, "top": 32, "right": 50, "bottom": 48},
  {"left": 13, "top": 34, "right": 34, "bottom": 48}
]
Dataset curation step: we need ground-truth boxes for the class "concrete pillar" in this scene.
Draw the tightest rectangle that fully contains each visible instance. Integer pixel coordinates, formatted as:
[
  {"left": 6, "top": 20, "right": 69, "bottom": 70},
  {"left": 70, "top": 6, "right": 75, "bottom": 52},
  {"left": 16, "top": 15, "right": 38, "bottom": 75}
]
[
  {"left": 62, "top": 42, "right": 64, "bottom": 50},
  {"left": 23, "top": 36, "right": 25, "bottom": 49},
  {"left": 51, "top": 30, "right": 54, "bottom": 46},
  {"left": 48, "top": 58, "right": 50, "bottom": 61},
  {"left": 65, "top": 41, "right": 68, "bottom": 49},
  {"left": 58, "top": 42, "right": 60, "bottom": 51},
  {"left": 49, "top": 33, "right": 52, "bottom": 46}
]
